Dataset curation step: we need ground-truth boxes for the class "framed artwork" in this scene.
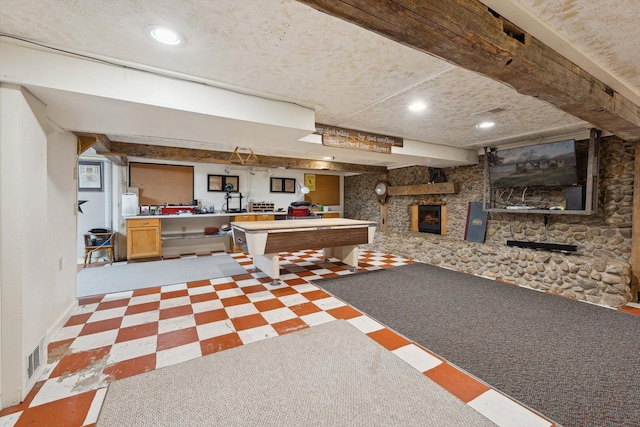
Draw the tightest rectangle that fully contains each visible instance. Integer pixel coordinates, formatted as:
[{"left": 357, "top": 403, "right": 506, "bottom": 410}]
[
  {"left": 270, "top": 177, "right": 296, "bottom": 193},
  {"left": 78, "top": 161, "right": 103, "bottom": 192},
  {"left": 208, "top": 174, "right": 239, "bottom": 192},
  {"left": 207, "top": 175, "right": 223, "bottom": 191},
  {"left": 284, "top": 178, "right": 295, "bottom": 193},
  {"left": 224, "top": 176, "right": 239, "bottom": 192}
]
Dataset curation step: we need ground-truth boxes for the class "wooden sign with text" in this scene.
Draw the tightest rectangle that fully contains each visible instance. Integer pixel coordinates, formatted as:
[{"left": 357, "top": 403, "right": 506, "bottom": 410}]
[{"left": 316, "top": 124, "right": 403, "bottom": 154}]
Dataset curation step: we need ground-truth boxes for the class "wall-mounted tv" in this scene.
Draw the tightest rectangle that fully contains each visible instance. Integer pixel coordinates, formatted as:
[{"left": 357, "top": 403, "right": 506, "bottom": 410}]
[{"left": 488, "top": 140, "right": 578, "bottom": 188}]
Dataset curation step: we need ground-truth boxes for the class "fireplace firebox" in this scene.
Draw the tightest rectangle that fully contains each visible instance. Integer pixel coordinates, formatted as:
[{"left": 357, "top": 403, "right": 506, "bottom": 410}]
[{"left": 418, "top": 205, "right": 442, "bottom": 235}]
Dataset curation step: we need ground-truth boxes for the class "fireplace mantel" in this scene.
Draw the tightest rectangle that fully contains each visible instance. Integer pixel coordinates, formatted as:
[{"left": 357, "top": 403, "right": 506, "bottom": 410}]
[{"left": 388, "top": 182, "right": 459, "bottom": 196}]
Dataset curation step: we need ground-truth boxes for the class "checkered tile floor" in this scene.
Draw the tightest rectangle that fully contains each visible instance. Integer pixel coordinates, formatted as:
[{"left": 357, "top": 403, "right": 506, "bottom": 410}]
[{"left": 3, "top": 249, "right": 617, "bottom": 427}]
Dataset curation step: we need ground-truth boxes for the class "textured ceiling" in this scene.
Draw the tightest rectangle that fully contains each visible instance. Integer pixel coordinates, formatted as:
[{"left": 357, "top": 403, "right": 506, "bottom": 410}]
[
  {"left": 0, "top": 0, "right": 638, "bottom": 169},
  {"left": 512, "top": 0, "right": 640, "bottom": 98}
]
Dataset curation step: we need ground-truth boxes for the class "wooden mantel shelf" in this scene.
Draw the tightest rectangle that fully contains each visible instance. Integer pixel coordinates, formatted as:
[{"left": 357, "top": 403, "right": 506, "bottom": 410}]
[{"left": 388, "top": 182, "right": 459, "bottom": 196}]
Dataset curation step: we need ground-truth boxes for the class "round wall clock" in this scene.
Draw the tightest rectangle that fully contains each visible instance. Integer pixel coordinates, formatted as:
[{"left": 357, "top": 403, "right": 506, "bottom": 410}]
[{"left": 374, "top": 180, "right": 388, "bottom": 204}]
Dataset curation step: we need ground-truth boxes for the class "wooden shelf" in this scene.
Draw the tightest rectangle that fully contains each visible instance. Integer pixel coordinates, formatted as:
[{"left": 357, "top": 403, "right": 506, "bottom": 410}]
[
  {"left": 482, "top": 129, "right": 601, "bottom": 216},
  {"left": 387, "top": 182, "right": 459, "bottom": 196},
  {"left": 161, "top": 232, "right": 230, "bottom": 241},
  {"left": 161, "top": 233, "right": 232, "bottom": 256}
]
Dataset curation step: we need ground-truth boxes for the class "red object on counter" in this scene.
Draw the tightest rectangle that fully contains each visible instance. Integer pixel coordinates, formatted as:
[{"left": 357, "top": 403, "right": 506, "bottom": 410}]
[
  {"left": 288, "top": 206, "right": 309, "bottom": 217},
  {"left": 204, "top": 227, "right": 219, "bottom": 235},
  {"left": 161, "top": 206, "right": 196, "bottom": 215}
]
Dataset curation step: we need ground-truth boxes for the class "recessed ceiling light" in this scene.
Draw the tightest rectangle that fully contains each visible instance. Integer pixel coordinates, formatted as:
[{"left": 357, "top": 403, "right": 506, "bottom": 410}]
[
  {"left": 408, "top": 102, "right": 426, "bottom": 112},
  {"left": 145, "top": 25, "right": 185, "bottom": 46},
  {"left": 477, "top": 121, "right": 495, "bottom": 129},
  {"left": 323, "top": 156, "right": 334, "bottom": 160}
]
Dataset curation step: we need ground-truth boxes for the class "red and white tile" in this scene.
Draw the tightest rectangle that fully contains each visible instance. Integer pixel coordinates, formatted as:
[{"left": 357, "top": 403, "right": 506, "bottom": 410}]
[{"left": 1, "top": 249, "right": 565, "bottom": 427}]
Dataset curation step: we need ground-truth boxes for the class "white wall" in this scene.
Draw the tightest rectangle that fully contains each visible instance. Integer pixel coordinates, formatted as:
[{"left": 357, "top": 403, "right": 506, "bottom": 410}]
[
  {"left": 0, "top": 85, "right": 77, "bottom": 407},
  {"left": 130, "top": 159, "right": 343, "bottom": 214},
  {"left": 193, "top": 164, "right": 308, "bottom": 213},
  {"left": 47, "top": 131, "right": 81, "bottom": 338}
]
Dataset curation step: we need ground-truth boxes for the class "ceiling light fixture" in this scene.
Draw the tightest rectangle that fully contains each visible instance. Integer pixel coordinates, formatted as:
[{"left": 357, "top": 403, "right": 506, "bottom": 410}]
[
  {"left": 408, "top": 101, "right": 426, "bottom": 112},
  {"left": 323, "top": 156, "right": 334, "bottom": 160},
  {"left": 477, "top": 121, "right": 495, "bottom": 129},
  {"left": 145, "top": 25, "right": 185, "bottom": 46}
]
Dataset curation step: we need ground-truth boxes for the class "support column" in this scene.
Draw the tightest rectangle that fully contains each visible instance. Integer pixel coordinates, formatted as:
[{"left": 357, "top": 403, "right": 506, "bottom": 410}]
[{"left": 631, "top": 143, "right": 640, "bottom": 302}]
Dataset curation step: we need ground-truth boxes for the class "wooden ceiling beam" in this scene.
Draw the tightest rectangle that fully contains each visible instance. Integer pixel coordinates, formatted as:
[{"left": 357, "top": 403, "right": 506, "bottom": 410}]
[
  {"left": 75, "top": 133, "right": 128, "bottom": 166},
  {"left": 296, "top": 0, "right": 640, "bottom": 141},
  {"left": 102, "top": 154, "right": 128, "bottom": 167},
  {"left": 75, "top": 132, "right": 110, "bottom": 152},
  {"left": 108, "top": 141, "right": 388, "bottom": 174},
  {"left": 77, "top": 136, "right": 96, "bottom": 155}
]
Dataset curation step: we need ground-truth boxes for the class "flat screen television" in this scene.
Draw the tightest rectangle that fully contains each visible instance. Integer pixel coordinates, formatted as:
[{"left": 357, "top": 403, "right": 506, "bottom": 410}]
[{"left": 488, "top": 140, "right": 578, "bottom": 188}]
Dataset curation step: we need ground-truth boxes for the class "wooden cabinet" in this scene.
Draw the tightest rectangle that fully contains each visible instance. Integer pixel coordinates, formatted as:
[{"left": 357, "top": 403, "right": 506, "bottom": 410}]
[
  {"left": 127, "top": 218, "right": 161, "bottom": 260},
  {"left": 232, "top": 214, "right": 274, "bottom": 221},
  {"left": 232, "top": 214, "right": 255, "bottom": 222},
  {"left": 254, "top": 213, "right": 275, "bottom": 221},
  {"left": 321, "top": 212, "right": 340, "bottom": 218}
]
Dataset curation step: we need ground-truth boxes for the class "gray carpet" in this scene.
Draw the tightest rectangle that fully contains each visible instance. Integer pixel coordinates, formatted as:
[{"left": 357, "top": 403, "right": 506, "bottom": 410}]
[
  {"left": 314, "top": 263, "right": 640, "bottom": 427},
  {"left": 97, "top": 320, "right": 496, "bottom": 427},
  {"left": 77, "top": 253, "right": 247, "bottom": 297}
]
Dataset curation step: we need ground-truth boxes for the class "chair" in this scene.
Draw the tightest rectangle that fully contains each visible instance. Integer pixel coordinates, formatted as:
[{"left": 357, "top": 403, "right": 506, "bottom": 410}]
[{"left": 83, "top": 232, "right": 115, "bottom": 267}]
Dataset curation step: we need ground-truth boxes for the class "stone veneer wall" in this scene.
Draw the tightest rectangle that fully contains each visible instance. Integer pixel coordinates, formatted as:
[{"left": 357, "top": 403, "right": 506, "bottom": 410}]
[{"left": 345, "top": 136, "right": 634, "bottom": 307}]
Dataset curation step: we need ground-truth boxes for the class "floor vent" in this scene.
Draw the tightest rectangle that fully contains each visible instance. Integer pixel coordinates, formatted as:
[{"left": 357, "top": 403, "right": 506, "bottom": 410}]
[{"left": 27, "top": 345, "right": 41, "bottom": 379}]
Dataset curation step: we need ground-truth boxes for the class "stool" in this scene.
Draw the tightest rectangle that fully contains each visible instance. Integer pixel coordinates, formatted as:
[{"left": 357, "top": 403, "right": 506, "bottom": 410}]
[{"left": 83, "top": 232, "right": 115, "bottom": 267}]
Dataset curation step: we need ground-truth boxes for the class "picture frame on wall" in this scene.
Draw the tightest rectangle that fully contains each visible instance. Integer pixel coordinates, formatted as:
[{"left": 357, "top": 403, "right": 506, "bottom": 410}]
[
  {"left": 270, "top": 177, "right": 296, "bottom": 193},
  {"left": 270, "top": 177, "right": 283, "bottom": 192},
  {"left": 208, "top": 174, "right": 240, "bottom": 192},
  {"left": 284, "top": 178, "right": 295, "bottom": 193},
  {"left": 207, "top": 175, "right": 223, "bottom": 191},
  {"left": 224, "top": 176, "right": 239, "bottom": 192},
  {"left": 78, "top": 160, "right": 103, "bottom": 192}
]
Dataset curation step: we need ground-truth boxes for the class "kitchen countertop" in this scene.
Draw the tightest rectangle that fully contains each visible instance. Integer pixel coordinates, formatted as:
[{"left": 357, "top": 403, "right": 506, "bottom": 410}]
[{"left": 126, "top": 211, "right": 289, "bottom": 220}]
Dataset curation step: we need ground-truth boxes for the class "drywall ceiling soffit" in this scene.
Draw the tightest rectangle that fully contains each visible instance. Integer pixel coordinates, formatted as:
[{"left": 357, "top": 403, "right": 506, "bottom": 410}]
[
  {"left": 2, "top": 39, "right": 480, "bottom": 169},
  {"left": 105, "top": 140, "right": 390, "bottom": 174}
]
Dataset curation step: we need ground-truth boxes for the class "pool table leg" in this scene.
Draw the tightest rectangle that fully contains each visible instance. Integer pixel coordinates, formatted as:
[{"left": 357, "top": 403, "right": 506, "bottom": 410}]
[
  {"left": 323, "top": 245, "right": 359, "bottom": 271},
  {"left": 253, "top": 253, "right": 281, "bottom": 285}
]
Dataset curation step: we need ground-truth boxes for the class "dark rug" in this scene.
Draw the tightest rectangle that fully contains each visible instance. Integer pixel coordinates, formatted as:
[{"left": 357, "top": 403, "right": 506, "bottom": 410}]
[{"left": 314, "top": 263, "right": 640, "bottom": 427}]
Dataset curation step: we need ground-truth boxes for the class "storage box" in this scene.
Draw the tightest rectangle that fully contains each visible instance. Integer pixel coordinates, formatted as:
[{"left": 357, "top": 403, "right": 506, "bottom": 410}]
[
  {"left": 288, "top": 206, "right": 309, "bottom": 217},
  {"left": 250, "top": 202, "right": 275, "bottom": 212}
]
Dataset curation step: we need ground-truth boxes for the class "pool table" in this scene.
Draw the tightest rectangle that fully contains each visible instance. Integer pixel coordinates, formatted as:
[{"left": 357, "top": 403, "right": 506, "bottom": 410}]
[{"left": 231, "top": 218, "right": 376, "bottom": 284}]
